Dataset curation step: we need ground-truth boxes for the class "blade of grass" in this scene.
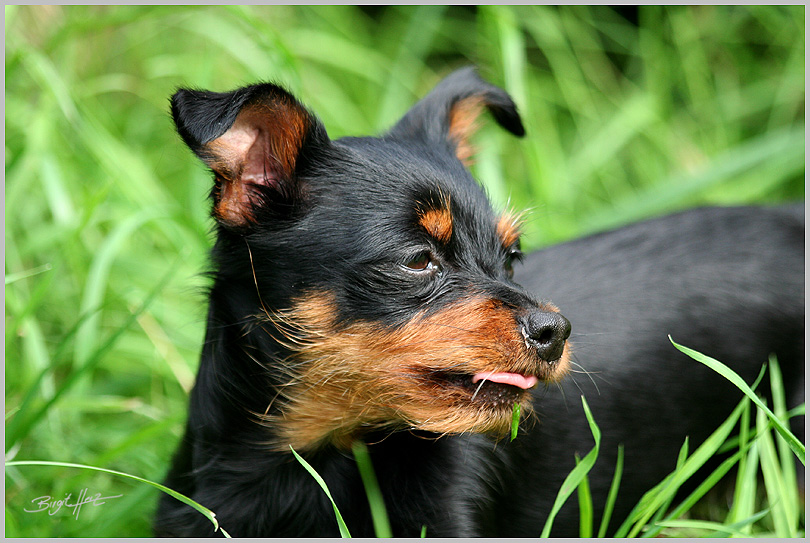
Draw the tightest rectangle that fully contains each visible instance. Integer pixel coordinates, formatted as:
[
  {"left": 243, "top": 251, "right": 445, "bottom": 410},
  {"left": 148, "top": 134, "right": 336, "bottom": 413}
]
[
  {"left": 493, "top": 5, "right": 528, "bottom": 113},
  {"left": 575, "top": 454, "right": 593, "bottom": 537},
  {"left": 655, "top": 512, "right": 769, "bottom": 537},
  {"left": 540, "top": 396, "right": 600, "bottom": 537},
  {"left": 92, "top": 415, "right": 185, "bottom": 467},
  {"left": 351, "top": 441, "right": 392, "bottom": 538},
  {"left": 6, "top": 308, "right": 99, "bottom": 452},
  {"left": 613, "top": 439, "right": 689, "bottom": 538},
  {"left": 6, "top": 256, "right": 183, "bottom": 450},
  {"left": 727, "top": 394, "right": 753, "bottom": 529},
  {"left": 670, "top": 337, "right": 805, "bottom": 464},
  {"left": 5, "top": 460, "right": 230, "bottom": 537},
  {"left": 730, "top": 442, "right": 760, "bottom": 536},
  {"left": 582, "top": 127, "right": 804, "bottom": 234},
  {"left": 74, "top": 208, "right": 168, "bottom": 366},
  {"left": 374, "top": 5, "right": 447, "bottom": 130},
  {"left": 618, "top": 396, "right": 748, "bottom": 537},
  {"left": 286, "top": 26, "right": 387, "bottom": 83},
  {"left": 707, "top": 509, "right": 772, "bottom": 538},
  {"left": 642, "top": 446, "right": 690, "bottom": 536},
  {"left": 5, "top": 263, "right": 57, "bottom": 348},
  {"left": 650, "top": 403, "right": 758, "bottom": 538},
  {"left": 510, "top": 401, "right": 520, "bottom": 441},
  {"left": 290, "top": 446, "right": 351, "bottom": 538},
  {"left": 645, "top": 445, "right": 751, "bottom": 538},
  {"left": 756, "top": 407, "right": 795, "bottom": 536},
  {"left": 5, "top": 263, "right": 53, "bottom": 285},
  {"left": 768, "top": 355, "right": 799, "bottom": 516},
  {"left": 596, "top": 444, "right": 623, "bottom": 538}
]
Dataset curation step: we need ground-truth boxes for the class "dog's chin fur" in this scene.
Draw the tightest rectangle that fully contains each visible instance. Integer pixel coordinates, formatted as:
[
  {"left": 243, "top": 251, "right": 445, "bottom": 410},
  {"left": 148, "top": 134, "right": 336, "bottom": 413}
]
[{"left": 154, "top": 68, "right": 804, "bottom": 538}]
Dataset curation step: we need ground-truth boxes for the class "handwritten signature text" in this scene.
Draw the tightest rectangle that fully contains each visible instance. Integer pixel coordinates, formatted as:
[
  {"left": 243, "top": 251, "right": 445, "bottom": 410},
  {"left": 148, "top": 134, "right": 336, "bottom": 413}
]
[{"left": 24, "top": 488, "right": 123, "bottom": 520}]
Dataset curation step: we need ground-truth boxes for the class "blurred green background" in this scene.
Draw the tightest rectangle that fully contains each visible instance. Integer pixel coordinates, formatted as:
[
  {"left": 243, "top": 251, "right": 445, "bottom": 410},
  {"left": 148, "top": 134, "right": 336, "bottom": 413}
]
[{"left": 5, "top": 5, "right": 804, "bottom": 537}]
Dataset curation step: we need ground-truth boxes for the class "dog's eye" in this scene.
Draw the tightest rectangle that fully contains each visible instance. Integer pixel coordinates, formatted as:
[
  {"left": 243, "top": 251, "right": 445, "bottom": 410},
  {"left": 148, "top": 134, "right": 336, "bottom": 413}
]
[
  {"left": 404, "top": 251, "right": 437, "bottom": 273},
  {"left": 505, "top": 248, "right": 523, "bottom": 278}
]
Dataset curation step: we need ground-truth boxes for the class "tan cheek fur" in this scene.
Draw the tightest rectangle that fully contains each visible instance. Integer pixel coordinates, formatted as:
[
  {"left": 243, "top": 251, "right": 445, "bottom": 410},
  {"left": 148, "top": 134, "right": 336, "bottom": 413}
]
[{"left": 257, "top": 292, "right": 570, "bottom": 451}]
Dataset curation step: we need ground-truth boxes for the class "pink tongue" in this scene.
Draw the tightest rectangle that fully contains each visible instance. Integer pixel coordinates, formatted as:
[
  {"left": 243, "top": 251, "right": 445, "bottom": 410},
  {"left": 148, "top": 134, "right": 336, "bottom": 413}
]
[{"left": 472, "top": 372, "right": 538, "bottom": 390}]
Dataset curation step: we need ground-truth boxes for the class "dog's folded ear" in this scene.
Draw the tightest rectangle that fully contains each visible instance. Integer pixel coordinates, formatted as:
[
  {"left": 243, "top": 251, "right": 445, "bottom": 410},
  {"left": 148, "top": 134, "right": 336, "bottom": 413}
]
[
  {"left": 388, "top": 67, "right": 525, "bottom": 165},
  {"left": 171, "top": 83, "right": 326, "bottom": 229}
]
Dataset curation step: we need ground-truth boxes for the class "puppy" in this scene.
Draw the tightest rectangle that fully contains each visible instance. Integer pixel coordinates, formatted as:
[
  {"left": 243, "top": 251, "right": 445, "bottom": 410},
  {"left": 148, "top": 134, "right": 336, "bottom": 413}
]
[{"left": 155, "top": 67, "right": 804, "bottom": 537}]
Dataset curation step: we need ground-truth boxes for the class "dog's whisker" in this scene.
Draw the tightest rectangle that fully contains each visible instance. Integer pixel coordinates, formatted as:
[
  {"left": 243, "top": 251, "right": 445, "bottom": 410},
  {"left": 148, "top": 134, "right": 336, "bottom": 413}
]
[
  {"left": 470, "top": 370, "right": 495, "bottom": 402},
  {"left": 567, "top": 361, "right": 600, "bottom": 394}
]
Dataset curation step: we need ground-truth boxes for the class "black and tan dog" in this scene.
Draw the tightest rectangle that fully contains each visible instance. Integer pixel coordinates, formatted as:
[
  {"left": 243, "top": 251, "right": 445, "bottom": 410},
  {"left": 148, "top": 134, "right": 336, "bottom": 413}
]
[{"left": 154, "top": 67, "right": 804, "bottom": 537}]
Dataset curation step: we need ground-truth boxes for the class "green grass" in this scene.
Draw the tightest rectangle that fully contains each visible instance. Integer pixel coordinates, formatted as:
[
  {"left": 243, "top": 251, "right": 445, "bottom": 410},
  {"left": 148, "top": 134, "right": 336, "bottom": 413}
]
[{"left": 5, "top": 5, "right": 804, "bottom": 537}]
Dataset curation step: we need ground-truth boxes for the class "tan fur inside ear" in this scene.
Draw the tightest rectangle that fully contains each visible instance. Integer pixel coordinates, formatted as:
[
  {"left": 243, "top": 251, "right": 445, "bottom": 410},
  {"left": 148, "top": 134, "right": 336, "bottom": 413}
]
[
  {"left": 448, "top": 95, "right": 486, "bottom": 165},
  {"left": 203, "top": 103, "right": 308, "bottom": 227}
]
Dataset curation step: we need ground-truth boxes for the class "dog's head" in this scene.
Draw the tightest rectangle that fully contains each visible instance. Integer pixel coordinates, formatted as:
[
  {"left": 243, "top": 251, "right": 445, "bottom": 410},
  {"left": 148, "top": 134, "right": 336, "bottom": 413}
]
[{"left": 172, "top": 67, "right": 571, "bottom": 450}]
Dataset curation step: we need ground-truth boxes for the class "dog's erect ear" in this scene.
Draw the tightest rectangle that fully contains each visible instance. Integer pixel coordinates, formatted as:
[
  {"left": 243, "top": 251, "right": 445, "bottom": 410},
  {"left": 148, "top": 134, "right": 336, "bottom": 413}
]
[
  {"left": 388, "top": 67, "right": 525, "bottom": 164},
  {"left": 171, "top": 83, "right": 326, "bottom": 229}
]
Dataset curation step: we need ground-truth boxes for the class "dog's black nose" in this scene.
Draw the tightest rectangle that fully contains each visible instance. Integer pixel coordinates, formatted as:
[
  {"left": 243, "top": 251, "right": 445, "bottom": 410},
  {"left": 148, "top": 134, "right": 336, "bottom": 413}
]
[{"left": 521, "top": 311, "right": 571, "bottom": 362}]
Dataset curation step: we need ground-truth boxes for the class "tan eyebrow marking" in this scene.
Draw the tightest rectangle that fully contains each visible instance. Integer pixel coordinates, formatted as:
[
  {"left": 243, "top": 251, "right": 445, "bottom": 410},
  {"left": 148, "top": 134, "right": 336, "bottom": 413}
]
[
  {"left": 496, "top": 209, "right": 524, "bottom": 247},
  {"left": 418, "top": 206, "right": 453, "bottom": 244}
]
